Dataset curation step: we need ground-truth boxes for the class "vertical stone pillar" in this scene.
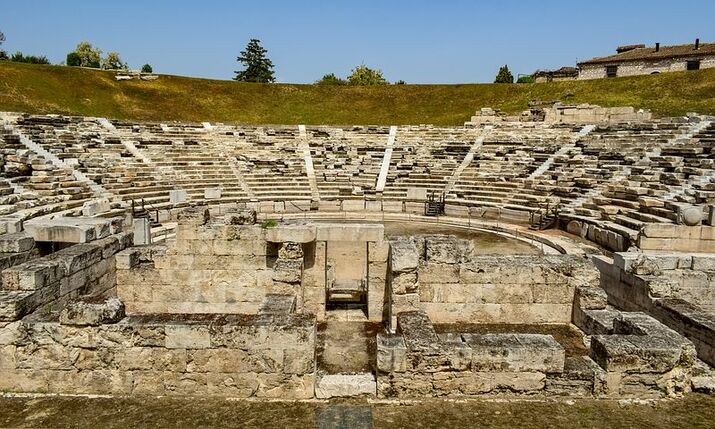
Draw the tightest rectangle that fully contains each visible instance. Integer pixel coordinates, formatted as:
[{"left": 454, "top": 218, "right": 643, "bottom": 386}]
[
  {"left": 302, "top": 241, "right": 326, "bottom": 321},
  {"left": 133, "top": 218, "right": 152, "bottom": 245},
  {"left": 368, "top": 240, "right": 390, "bottom": 322}
]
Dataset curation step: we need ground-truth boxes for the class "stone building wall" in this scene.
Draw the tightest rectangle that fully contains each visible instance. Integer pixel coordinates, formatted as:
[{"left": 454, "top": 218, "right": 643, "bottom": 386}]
[
  {"left": 1, "top": 231, "right": 133, "bottom": 321},
  {"left": 0, "top": 312, "right": 316, "bottom": 398},
  {"left": 578, "top": 56, "right": 715, "bottom": 80},
  {"left": 116, "top": 208, "right": 304, "bottom": 315},
  {"left": 389, "top": 236, "right": 599, "bottom": 324}
]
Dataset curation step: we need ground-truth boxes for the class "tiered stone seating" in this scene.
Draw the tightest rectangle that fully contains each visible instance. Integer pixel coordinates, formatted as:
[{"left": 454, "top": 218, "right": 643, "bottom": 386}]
[
  {"left": 383, "top": 126, "right": 474, "bottom": 201},
  {"left": 308, "top": 126, "right": 389, "bottom": 199},
  {"left": 228, "top": 127, "right": 312, "bottom": 201},
  {"left": 0, "top": 128, "right": 95, "bottom": 221},
  {"left": 448, "top": 125, "right": 576, "bottom": 210},
  {"left": 2, "top": 112, "right": 713, "bottom": 253}
]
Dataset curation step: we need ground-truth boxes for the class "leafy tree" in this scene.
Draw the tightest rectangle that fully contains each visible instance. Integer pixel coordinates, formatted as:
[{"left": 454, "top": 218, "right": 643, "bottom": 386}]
[
  {"left": 66, "top": 52, "right": 81, "bottom": 66},
  {"left": 315, "top": 73, "right": 347, "bottom": 85},
  {"left": 0, "top": 30, "right": 5, "bottom": 46},
  {"left": 0, "top": 51, "right": 7, "bottom": 61},
  {"left": 234, "top": 39, "right": 275, "bottom": 83},
  {"left": 70, "top": 42, "right": 102, "bottom": 68},
  {"left": 494, "top": 65, "right": 514, "bottom": 83},
  {"left": 141, "top": 63, "right": 153, "bottom": 73},
  {"left": 101, "top": 51, "right": 127, "bottom": 70},
  {"left": 394, "top": 80, "right": 407, "bottom": 85},
  {"left": 347, "top": 65, "right": 388, "bottom": 86}
]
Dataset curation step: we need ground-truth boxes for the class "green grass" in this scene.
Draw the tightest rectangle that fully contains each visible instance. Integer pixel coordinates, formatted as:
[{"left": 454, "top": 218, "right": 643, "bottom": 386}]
[{"left": 1, "top": 62, "right": 715, "bottom": 126}]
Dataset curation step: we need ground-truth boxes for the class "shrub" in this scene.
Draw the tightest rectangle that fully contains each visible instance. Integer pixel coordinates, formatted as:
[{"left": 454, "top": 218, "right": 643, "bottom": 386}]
[
  {"left": 494, "top": 65, "right": 514, "bottom": 83},
  {"left": 261, "top": 219, "right": 277, "bottom": 229},
  {"left": 10, "top": 52, "right": 50, "bottom": 64},
  {"left": 517, "top": 75, "right": 535, "bottom": 84},
  {"left": 66, "top": 52, "right": 81, "bottom": 67},
  {"left": 0, "top": 51, "right": 7, "bottom": 61},
  {"left": 315, "top": 73, "right": 347, "bottom": 85},
  {"left": 394, "top": 80, "right": 407, "bottom": 85},
  {"left": 347, "top": 65, "right": 388, "bottom": 86},
  {"left": 141, "top": 64, "right": 153, "bottom": 73}
]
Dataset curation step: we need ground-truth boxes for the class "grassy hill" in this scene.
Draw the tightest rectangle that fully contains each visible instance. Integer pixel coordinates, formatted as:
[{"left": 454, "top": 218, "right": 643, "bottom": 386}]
[{"left": 1, "top": 62, "right": 714, "bottom": 126}]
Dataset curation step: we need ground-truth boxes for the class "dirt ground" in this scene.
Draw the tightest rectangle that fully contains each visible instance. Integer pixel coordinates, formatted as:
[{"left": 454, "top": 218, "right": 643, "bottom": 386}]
[
  {"left": 382, "top": 221, "right": 540, "bottom": 255},
  {"left": 0, "top": 394, "right": 714, "bottom": 428}
]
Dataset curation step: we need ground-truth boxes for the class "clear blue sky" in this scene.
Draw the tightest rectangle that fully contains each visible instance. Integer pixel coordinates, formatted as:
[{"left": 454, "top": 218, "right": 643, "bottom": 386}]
[{"left": 2, "top": 0, "right": 714, "bottom": 83}]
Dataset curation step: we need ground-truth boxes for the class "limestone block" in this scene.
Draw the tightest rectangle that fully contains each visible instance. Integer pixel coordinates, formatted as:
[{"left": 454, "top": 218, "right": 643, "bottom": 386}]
[
  {"left": 382, "top": 201, "right": 403, "bottom": 213},
  {"left": 365, "top": 201, "right": 382, "bottom": 212},
  {"left": 418, "top": 263, "right": 460, "bottom": 284},
  {"left": 2, "top": 259, "right": 63, "bottom": 291},
  {"left": 390, "top": 240, "right": 418, "bottom": 273},
  {"left": 81, "top": 198, "right": 111, "bottom": 216},
  {"left": 59, "top": 298, "right": 125, "bottom": 326},
  {"left": 176, "top": 206, "right": 209, "bottom": 225},
  {"left": 165, "top": 325, "right": 211, "bottom": 349},
  {"left": 204, "top": 188, "right": 222, "bottom": 200},
  {"left": 169, "top": 189, "right": 189, "bottom": 204},
  {"left": 406, "top": 188, "right": 428, "bottom": 201},
  {"left": 316, "top": 224, "right": 383, "bottom": 242},
  {"left": 464, "top": 333, "right": 565, "bottom": 373},
  {"left": 425, "top": 236, "right": 460, "bottom": 264},
  {"left": 278, "top": 242, "right": 303, "bottom": 260},
  {"left": 25, "top": 221, "right": 97, "bottom": 244},
  {"left": 225, "top": 209, "right": 256, "bottom": 225},
  {"left": 574, "top": 286, "right": 608, "bottom": 311},
  {"left": 392, "top": 272, "right": 418, "bottom": 294},
  {"left": 49, "top": 244, "right": 103, "bottom": 275},
  {"left": 376, "top": 333, "right": 408, "bottom": 373},
  {"left": 342, "top": 200, "right": 365, "bottom": 212},
  {"left": 368, "top": 241, "right": 389, "bottom": 262},
  {"left": 692, "top": 255, "right": 715, "bottom": 272},
  {"left": 315, "top": 373, "right": 376, "bottom": 398},
  {"left": 272, "top": 259, "right": 303, "bottom": 284},
  {"left": 265, "top": 225, "right": 316, "bottom": 243},
  {"left": 133, "top": 218, "right": 152, "bottom": 246},
  {"left": 0, "top": 232, "right": 34, "bottom": 253}
]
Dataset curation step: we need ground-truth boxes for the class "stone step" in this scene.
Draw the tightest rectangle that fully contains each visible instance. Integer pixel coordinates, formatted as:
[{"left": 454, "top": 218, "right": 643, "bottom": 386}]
[{"left": 315, "top": 373, "right": 376, "bottom": 399}]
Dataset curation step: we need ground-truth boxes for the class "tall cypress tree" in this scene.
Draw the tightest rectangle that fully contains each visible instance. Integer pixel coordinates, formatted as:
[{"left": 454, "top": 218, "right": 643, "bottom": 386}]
[
  {"left": 494, "top": 65, "right": 514, "bottom": 83},
  {"left": 234, "top": 39, "right": 275, "bottom": 83}
]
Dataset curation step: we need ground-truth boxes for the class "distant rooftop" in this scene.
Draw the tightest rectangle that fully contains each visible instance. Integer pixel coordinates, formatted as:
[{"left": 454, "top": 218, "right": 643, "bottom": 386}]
[{"left": 578, "top": 40, "right": 714, "bottom": 66}]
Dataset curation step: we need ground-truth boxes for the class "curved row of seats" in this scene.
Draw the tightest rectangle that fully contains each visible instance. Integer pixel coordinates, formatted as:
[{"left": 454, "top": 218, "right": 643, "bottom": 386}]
[{"left": 1, "top": 113, "right": 713, "bottom": 245}]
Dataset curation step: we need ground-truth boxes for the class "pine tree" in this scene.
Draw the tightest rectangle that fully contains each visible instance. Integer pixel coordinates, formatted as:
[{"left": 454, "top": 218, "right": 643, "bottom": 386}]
[
  {"left": 234, "top": 39, "right": 275, "bottom": 83},
  {"left": 494, "top": 65, "right": 514, "bottom": 84}
]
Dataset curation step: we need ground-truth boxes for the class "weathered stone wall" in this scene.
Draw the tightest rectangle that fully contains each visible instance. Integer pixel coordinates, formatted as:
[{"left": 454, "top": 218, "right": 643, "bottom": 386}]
[
  {"left": 578, "top": 56, "right": 715, "bottom": 80},
  {"left": 572, "top": 286, "right": 696, "bottom": 396},
  {"left": 389, "top": 236, "right": 599, "bottom": 324},
  {"left": 638, "top": 224, "right": 715, "bottom": 253},
  {"left": 0, "top": 313, "right": 316, "bottom": 398},
  {"left": 594, "top": 252, "right": 715, "bottom": 366},
  {"left": 377, "top": 310, "right": 609, "bottom": 398},
  {"left": 116, "top": 210, "right": 303, "bottom": 315},
  {"left": 1, "top": 231, "right": 132, "bottom": 321}
]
